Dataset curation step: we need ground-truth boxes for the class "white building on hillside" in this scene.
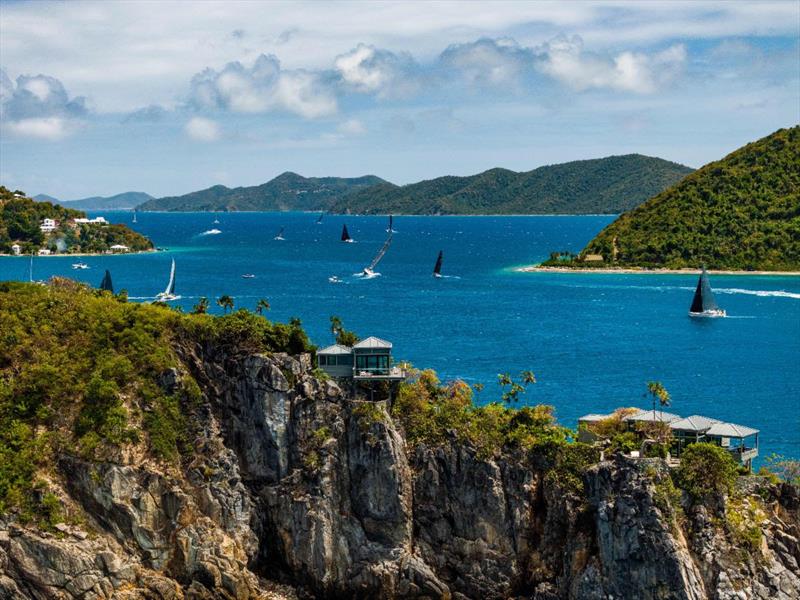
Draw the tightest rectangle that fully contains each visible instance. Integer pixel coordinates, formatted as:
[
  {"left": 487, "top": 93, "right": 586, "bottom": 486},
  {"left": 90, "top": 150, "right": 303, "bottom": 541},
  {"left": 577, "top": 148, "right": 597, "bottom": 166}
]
[
  {"left": 73, "top": 217, "right": 108, "bottom": 224},
  {"left": 40, "top": 218, "right": 58, "bottom": 233},
  {"left": 11, "top": 244, "right": 21, "bottom": 255}
]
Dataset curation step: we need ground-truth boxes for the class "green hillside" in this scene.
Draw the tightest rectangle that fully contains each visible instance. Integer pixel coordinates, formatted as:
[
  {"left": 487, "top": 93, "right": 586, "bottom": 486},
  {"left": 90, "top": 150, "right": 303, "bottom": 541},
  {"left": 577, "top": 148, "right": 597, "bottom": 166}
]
[
  {"left": 330, "top": 154, "right": 693, "bottom": 215},
  {"left": 574, "top": 126, "right": 800, "bottom": 271},
  {"left": 0, "top": 187, "right": 153, "bottom": 255},
  {"left": 138, "top": 172, "right": 387, "bottom": 212}
]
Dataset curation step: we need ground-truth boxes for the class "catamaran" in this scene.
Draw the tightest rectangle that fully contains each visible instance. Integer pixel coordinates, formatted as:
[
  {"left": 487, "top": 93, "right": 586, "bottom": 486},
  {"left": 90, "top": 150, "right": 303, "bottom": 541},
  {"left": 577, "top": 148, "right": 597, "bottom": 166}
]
[
  {"left": 156, "top": 259, "right": 180, "bottom": 301},
  {"left": 433, "top": 250, "right": 443, "bottom": 278},
  {"left": 341, "top": 224, "right": 353, "bottom": 243},
  {"left": 386, "top": 214, "right": 397, "bottom": 233},
  {"left": 360, "top": 231, "right": 393, "bottom": 278},
  {"left": 72, "top": 262, "right": 89, "bottom": 270},
  {"left": 99, "top": 270, "right": 114, "bottom": 293},
  {"left": 274, "top": 227, "right": 285, "bottom": 241},
  {"left": 689, "top": 266, "right": 726, "bottom": 318}
]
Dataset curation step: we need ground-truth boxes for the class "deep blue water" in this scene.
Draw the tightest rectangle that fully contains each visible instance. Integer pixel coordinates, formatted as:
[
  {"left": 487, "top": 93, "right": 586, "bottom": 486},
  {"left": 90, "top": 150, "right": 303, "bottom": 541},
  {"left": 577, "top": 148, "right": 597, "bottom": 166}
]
[{"left": 2, "top": 211, "right": 799, "bottom": 462}]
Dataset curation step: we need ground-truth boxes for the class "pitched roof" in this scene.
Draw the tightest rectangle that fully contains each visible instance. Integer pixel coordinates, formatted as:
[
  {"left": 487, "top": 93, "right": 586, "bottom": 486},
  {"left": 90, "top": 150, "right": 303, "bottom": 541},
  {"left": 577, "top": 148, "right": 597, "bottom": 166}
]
[
  {"left": 317, "top": 344, "right": 352, "bottom": 355},
  {"left": 669, "top": 415, "right": 721, "bottom": 432},
  {"left": 352, "top": 336, "right": 392, "bottom": 349},
  {"left": 578, "top": 413, "right": 613, "bottom": 422},
  {"left": 625, "top": 409, "right": 682, "bottom": 424},
  {"left": 705, "top": 422, "right": 759, "bottom": 438}
]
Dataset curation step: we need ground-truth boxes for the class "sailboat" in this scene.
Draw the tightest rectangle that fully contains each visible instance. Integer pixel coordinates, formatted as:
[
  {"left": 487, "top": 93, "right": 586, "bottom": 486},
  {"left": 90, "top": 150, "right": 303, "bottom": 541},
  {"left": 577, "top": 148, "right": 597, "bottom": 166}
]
[
  {"left": 433, "top": 250, "right": 443, "bottom": 278},
  {"left": 99, "top": 270, "right": 114, "bottom": 293},
  {"left": 155, "top": 259, "right": 180, "bottom": 301},
  {"left": 341, "top": 224, "right": 353, "bottom": 243},
  {"left": 316, "top": 213, "right": 324, "bottom": 225},
  {"left": 359, "top": 232, "right": 392, "bottom": 278},
  {"left": 274, "top": 227, "right": 285, "bottom": 241},
  {"left": 386, "top": 214, "right": 397, "bottom": 233},
  {"left": 213, "top": 217, "right": 220, "bottom": 225},
  {"left": 132, "top": 211, "right": 137, "bottom": 224},
  {"left": 689, "top": 266, "right": 726, "bottom": 318}
]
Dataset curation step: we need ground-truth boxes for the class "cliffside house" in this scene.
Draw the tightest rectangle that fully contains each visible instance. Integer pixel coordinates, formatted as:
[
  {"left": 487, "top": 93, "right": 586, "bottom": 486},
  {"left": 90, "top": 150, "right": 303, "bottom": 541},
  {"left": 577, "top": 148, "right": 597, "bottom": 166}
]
[
  {"left": 11, "top": 243, "right": 21, "bottom": 255},
  {"left": 318, "top": 336, "right": 407, "bottom": 381},
  {"left": 578, "top": 408, "right": 759, "bottom": 469},
  {"left": 40, "top": 218, "right": 57, "bottom": 233}
]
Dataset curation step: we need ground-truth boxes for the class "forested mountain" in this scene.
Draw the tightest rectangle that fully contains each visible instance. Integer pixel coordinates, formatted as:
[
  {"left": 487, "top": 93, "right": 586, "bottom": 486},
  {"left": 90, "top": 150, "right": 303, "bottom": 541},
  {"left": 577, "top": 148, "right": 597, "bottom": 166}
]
[
  {"left": 575, "top": 126, "right": 800, "bottom": 271},
  {"left": 137, "top": 172, "right": 387, "bottom": 211},
  {"left": 329, "top": 154, "right": 693, "bottom": 215}
]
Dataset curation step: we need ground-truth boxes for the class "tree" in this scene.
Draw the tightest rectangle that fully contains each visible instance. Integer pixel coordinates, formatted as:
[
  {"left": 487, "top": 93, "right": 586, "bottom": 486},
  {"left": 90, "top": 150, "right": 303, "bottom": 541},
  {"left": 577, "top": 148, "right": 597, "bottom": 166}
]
[
  {"left": 217, "top": 295, "right": 234, "bottom": 313},
  {"left": 255, "top": 298, "right": 270, "bottom": 314},
  {"left": 329, "top": 315, "right": 359, "bottom": 346},
  {"left": 192, "top": 297, "right": 209, "bottom": 314},
  {"left": 676, "top": 443, "right": 739, "bottom": 500},
  {"left": 498, "top": 371, "right": 537, "bottom": 404},
  {"left": 646, "top": 381, "right": 671, "bottom": 420}
]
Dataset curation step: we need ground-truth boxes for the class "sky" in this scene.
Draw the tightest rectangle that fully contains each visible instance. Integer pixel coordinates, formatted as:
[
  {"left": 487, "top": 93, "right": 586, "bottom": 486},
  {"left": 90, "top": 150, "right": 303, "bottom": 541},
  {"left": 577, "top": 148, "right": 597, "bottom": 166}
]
[{"left": 0, "top": 0, "right": 798, "bottom": 199}]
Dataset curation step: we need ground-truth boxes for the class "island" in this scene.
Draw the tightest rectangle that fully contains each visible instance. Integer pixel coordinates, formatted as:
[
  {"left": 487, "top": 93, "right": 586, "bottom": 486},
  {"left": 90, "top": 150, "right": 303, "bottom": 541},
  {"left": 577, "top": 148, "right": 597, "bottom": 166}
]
[
  {"left": 533, "top": 126, "right": 800, "bottom": 272},
  {"left": 135, "top": 154, "right": 693, "bottom": 215},
  {"left": 0, "top": 187, "right": 154, "bottom": 256}
]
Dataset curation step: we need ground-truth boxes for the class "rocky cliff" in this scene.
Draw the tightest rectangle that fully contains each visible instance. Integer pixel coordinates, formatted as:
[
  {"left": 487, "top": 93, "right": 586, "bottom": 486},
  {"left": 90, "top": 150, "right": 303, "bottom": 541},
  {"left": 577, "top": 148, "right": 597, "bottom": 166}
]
[{"left": 2, "top": 346, "right": 799, "bottom": 600}]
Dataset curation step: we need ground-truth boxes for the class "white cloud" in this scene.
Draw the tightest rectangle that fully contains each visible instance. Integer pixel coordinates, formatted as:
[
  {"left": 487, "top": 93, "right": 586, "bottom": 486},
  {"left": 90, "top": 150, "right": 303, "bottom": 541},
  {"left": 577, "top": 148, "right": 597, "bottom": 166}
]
[
  {"left": 334, "top": 44, "right": 419, "bottom": 97},
  {"left": 439, "top": 38, "right": 528, "bottom": 86},
  {"left": 0, "top": 69, "right": 87, "bottom": 139},
  {"left": 185, "top": 116, "right": 221, "bottom": 141},
  {"left": 534, "top": 35, "right": 686, "bottom": 94},
  {"left": 189, "top": 54, "right": 336, "bottom": 118},
  {"left": 2, "top": 117, "right": 73, "bottom": 140}
]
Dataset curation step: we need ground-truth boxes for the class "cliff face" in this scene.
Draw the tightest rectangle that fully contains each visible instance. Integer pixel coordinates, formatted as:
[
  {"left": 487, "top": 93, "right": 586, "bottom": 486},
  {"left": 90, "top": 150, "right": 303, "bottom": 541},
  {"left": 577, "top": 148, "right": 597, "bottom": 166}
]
[{"left": 2, "top": 347, "right": 799, "bottom": 600}]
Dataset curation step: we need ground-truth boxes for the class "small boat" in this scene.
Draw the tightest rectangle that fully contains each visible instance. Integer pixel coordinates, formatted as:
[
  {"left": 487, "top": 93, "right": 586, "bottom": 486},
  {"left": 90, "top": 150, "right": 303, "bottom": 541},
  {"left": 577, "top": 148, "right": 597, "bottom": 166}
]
[
  {"left": 72, "top": 262, "right": 89, "bottom": 270},
  {"left": 213, "top": 217, "right": 220, "bottom": 225},
  {"left": 132, "top": 211, "right": 137, "bottom": 224},
  {"left": 359, "top": 231, "right": 392, "bottom": 278},
  {"left": 241, "top": 273, "right": 255, "bottom": 279},
  {"left": 386, "top": 214, "right": 397, "bottom": 233},
  {"left": 316, "top": 213, "right": 324, "bottom": 224},
  {"left": 341, "top": 224, "right": 353, "bottom": 243},
  {"left": 155, "top": 259, "right": 180, "bottom": 301},
  {"left": 98, "top": 269, "right": 114, "bottom": 293},
  {"left": 433, "top": 250, "right": 443, "bottom": 278},
  {"left": 688, "top": 266, "right": 726, "bottom": 318},
  {"left": 274, "top": 227, "right": 285, "bottom": 241},
  {"left": 328, "top": 275, "right": 342, "bottom": 283},
  {"left": 202, "top": 228, "right": 222, "bottom": 235}
]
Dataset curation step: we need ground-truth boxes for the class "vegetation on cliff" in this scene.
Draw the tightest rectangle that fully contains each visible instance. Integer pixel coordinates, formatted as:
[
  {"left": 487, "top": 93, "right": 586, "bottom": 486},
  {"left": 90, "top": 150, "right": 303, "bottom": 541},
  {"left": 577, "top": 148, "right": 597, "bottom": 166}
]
[
  {"left": 0, "top": 187, "right": 153, "bottom": 255},
  {"left": 550, "top": 126, "right": 800, "bottom": 270},
  {"left": 332, "top": 154, "right": 693, "bottom": 215}
]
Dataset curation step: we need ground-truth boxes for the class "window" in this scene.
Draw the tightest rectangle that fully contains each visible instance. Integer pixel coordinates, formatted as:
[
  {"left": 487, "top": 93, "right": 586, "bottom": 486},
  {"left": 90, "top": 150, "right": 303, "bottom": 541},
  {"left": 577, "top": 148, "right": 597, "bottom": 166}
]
[{"left": 319, "top": 355, "right": 328, "bottom": 366}]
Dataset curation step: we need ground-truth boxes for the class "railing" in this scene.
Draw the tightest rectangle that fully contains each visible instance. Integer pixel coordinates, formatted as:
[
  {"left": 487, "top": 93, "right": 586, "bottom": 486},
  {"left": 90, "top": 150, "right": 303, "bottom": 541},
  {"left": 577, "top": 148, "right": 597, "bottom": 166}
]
[{"left": 353, "top": 366, "right": 407, "bottom": 379}]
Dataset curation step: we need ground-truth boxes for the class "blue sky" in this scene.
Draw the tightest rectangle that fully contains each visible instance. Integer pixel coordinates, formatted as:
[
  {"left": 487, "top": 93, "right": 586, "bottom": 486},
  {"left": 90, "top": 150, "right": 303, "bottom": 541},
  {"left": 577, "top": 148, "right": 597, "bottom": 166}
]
[{"left": 0, "top": 0, "right": 798, "bottom": 199}]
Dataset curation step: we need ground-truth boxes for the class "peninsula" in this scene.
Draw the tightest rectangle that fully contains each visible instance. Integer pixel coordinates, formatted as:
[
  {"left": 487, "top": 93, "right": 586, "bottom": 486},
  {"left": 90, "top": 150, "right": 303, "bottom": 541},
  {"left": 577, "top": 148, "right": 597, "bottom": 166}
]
[
  {"left": 534, "top": 126, "right": 800, "bottom": 272},
  {"left": 0, "top": 187, "right": 153, "bottom": 256}
]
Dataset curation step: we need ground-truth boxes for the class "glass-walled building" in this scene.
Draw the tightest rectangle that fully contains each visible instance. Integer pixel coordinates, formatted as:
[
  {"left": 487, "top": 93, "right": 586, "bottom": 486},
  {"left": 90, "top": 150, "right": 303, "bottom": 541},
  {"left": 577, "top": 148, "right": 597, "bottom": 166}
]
[{"left": 318, "top": 336, "right": 406, "bottom": 381}]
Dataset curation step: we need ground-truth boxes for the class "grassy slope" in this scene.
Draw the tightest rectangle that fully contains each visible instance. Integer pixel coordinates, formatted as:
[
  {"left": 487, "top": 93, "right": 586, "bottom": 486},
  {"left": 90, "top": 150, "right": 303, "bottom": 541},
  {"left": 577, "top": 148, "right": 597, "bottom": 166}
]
[
  {"left": 578, "top": 127, "right": 800, "bottom": 270},
  {"left": 332, "top": 155, "right": 693, "bottom": 215}
]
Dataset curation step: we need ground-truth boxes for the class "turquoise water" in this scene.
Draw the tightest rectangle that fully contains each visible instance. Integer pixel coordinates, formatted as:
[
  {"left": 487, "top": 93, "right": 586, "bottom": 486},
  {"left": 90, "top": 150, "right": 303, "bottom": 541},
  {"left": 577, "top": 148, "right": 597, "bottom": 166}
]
[{"left": 2, "top": 211, "right": 799, "bottom": 461}]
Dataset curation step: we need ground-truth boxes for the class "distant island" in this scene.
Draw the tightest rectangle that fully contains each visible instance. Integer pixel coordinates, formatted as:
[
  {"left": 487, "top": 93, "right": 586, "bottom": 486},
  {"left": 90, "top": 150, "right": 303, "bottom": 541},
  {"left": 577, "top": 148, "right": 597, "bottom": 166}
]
[
  {"left": 0, "top": 187, "right": 154, "bottom": 256},
  {"left": 537, "top": 126, "right": 800, "bottom": 272},
  {"left": 33, "top": 191, "right": 154, "bottom": 211},
  {"left": 136, "top": 154, "right": 693, "bottom": 215}
]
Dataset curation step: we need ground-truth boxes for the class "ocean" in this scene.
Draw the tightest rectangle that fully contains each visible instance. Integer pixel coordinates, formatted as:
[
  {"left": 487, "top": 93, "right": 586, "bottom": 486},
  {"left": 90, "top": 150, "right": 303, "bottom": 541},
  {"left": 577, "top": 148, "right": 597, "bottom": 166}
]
[{"left": 2, "top": 211, "right": 798, "bottom": 462}]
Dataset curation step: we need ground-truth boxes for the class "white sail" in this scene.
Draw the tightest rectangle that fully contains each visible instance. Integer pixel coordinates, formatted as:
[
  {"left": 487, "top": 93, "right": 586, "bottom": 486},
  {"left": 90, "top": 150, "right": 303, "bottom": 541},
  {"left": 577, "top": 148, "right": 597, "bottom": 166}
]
[{"left": 164, "top": 259, "right": 176, "bottom": 295}]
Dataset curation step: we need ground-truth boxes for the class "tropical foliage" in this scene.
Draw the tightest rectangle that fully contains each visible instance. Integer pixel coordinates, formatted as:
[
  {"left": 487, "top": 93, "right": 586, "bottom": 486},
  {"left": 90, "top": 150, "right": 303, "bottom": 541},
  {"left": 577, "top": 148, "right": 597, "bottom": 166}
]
[
  {"left": 574, "top": 126, "right": 800, "bottom": 271},
  {"left": 0, "top": 187, "right": 153, "bottom": 255}
]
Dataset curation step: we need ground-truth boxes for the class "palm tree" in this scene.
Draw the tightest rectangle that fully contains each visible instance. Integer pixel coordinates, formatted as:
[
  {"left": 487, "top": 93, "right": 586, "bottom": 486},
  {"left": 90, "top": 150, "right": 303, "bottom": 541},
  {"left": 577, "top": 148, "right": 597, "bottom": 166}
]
[
  {"left": 192, "top": 296, "right": 209, "bottom": 314},
  {"left": 255, "top": 298, "right": 270, "bottom": 314},
  {"left": 217, "top": 295, "right": 234, "bottom": 313},
  {"left": 646, "top": 381, "right": 671, "bottom": 420},
  {"left": 520, "top": 370, "right": 537, "bottom": 385},
  {"left": 330, "top": 315, "right": 343, "bottom": 341}
]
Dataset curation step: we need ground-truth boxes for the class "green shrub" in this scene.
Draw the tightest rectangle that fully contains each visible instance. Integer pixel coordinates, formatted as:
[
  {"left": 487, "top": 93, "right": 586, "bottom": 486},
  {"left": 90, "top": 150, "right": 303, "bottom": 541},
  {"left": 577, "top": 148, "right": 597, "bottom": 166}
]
[{"left": 676, "top": 443, "right": 739, "bottom": 500}]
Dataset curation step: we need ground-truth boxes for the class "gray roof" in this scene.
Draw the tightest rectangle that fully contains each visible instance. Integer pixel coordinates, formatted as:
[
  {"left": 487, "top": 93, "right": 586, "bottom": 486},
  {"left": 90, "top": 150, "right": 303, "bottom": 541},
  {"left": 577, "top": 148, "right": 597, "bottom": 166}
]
[
  {"left": 669, "top": 415, "right": 721, "bottom": 432},
  {"left": 352, "top": 336, "right": 392, "bottom": 349},
  {"left": 625, "top": 409, "right": 682, "bottom": 424},
  {"left": 317, "top": 344, "right": 352, "bottom": 355},
  {"left": 705, "top": 422, "right": 759, "bottom": 438}
]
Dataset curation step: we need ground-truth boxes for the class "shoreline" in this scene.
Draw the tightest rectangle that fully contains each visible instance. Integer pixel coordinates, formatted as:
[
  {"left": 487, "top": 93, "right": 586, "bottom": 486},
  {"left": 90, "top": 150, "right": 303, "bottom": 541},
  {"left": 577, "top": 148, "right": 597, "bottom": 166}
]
[
  {"left": 517, "top": 265, "right": 800, "bottom": 276},
  {"left": 0, "top": 249, "right": 159, "bottom": 258}
]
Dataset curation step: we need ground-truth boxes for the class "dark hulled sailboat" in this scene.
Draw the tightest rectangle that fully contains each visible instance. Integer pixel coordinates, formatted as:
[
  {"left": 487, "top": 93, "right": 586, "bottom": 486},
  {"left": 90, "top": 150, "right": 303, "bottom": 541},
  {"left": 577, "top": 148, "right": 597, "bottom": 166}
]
[
  {"left": 386, "top": 214, "right": 396, "bottom": 233},
  {"left": 433, "top": 250, "right": 443, "bottom": 278},
  {"left": 274, "top": 227, "right": 285, "bottom": 240},
  {"left": 341, "top": 224, "right": 353, "bottom": 243},
  {"left": 99, "top": 270, "right": 114, "bottom": 293},
  {"left": 316, "top": 213, "right": 324, "bottom": 224},
  {"left": 689, "top": 266, "right": 726, "bottom": 317}
]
